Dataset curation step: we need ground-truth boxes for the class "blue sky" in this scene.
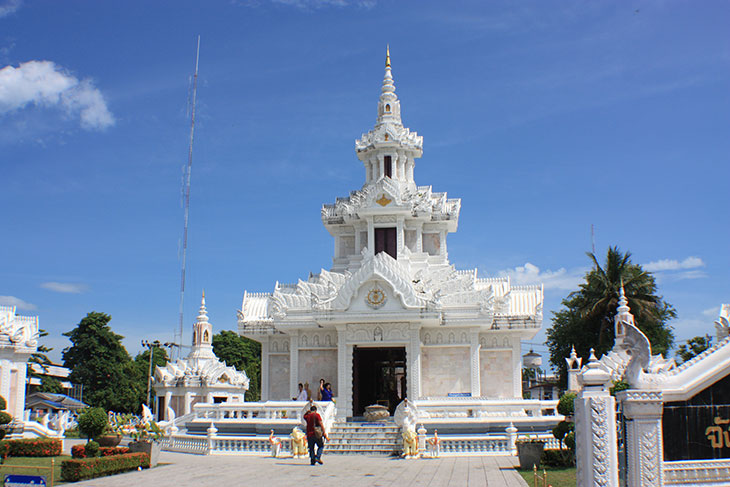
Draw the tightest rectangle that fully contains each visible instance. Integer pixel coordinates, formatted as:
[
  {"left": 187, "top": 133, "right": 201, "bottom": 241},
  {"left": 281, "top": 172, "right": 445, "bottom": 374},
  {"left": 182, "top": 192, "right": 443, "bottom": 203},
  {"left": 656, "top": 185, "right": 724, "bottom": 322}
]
[{"left": 1, "top": 0, "right": 728, "bottom": 368}]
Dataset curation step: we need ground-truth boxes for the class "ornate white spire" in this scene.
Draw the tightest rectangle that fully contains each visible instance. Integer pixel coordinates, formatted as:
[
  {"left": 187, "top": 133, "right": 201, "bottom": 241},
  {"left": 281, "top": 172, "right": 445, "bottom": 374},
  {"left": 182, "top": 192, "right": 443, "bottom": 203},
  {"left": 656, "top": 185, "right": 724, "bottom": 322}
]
[
  {"left": 614, "top": 281, "right": 635, "bottom": 343},
  {"left": 197, "top": 290, "right": 208, "bottom": 323},
  {"left": 189, "top": 289, "right": 216, "bottom": 362},
  {"left": 377, "top": 45, "right": 401, "bottom": 126}
]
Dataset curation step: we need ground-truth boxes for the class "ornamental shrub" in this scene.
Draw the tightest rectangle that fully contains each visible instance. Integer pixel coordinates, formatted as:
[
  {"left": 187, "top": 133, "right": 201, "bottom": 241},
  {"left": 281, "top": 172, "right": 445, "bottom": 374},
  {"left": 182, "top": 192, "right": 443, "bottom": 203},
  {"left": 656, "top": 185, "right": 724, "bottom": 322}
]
[
  {"left": 84, "top": 440, "right": 100, "bottom": 457},
  {"left": 0, "top": 438, "right": 62, "bottom": 457},
  {"left": 557, "top": 392, "right": 576, "bottom": 417},
  {"left": 0, "top": 411, "right": 12, "bottom": 441},
  {"left": 541, "top": 448, "right": 574, "bottom": 468},
  {"left": 0, "top": 395, "right": 7, "bottom": 410},
  {"left": 77, "top": 407, "right": 109, "bottom": 440},
  {"left": 61, "top": 452, "right": 150, "bottom": 482}
]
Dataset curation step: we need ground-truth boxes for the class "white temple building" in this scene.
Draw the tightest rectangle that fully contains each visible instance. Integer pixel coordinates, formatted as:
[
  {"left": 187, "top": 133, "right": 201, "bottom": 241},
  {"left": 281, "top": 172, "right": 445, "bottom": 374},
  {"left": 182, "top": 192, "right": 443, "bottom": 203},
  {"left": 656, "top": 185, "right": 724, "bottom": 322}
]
[
  {"left": 0, "top": 305, "right": 39, "bottom": 420},
  {"left": 237, "top": 50, "right": 544, "bottom": 419},
  {"left": 155, "top": 292, "right": 249, "bottom": 420}
]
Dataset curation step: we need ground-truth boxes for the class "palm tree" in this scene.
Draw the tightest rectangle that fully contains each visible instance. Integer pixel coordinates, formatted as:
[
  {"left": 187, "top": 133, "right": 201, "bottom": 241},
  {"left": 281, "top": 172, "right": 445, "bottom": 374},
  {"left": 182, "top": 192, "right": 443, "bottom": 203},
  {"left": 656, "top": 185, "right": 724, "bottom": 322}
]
[{"left": 547, "top": 246, "right": 675, "bottom": 386}]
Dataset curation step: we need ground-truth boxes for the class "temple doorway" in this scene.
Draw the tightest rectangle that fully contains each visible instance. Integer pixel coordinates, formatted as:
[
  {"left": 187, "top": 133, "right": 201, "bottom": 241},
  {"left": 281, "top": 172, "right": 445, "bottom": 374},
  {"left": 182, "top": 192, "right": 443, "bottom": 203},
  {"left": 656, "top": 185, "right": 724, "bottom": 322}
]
[{"left": 352, "top": 346, "right": 406, "bottom": 416}]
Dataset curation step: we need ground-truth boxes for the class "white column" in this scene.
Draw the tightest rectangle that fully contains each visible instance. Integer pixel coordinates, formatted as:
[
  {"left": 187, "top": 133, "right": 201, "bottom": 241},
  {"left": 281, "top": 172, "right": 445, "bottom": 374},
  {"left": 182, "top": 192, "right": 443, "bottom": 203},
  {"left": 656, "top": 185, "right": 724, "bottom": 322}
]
[
  {"left": 469, "top": 331, "right": 481, "bottom": 397},
  {"left": 184, "top": 392, "right": 193, "bottom": 415},
  {"left": 512, "top": 338, "right": 522, "bottom": 398},
  {"left": 0, "top": 360, "right": 11, "bottom": 405},
  {"left": 336, "top": 327, "right": 351, "bottom": 419},
  {"left": 408, "top": 325, "right": 422, "bottom": 400},
  {"left": 416, "top": 225, "right": 423, "bottom": 252},
  {"left": 439, "top": 230, "right": 447, "bottom": 259},
  {"left": 379, "top": 155, "right": 384, "bottom": 180},
  {"left": 365, "top": 162, "right": 372, "bottom": 183},
  {"left": 407, "top": 158, "right": 414, "bottom": 181},
  {"left": 367, "top": 218, "right": 375, "bottom": 256},
  {"left": 618, "top": 390, "right": 664, "bottom": 487},
  {"left": 13, "top": 363, "right": 27, "bottom": 419},
  {"left": 334, "top": 235, "right": 340, "bottom": 259},
  {"left": 164, "top": 391, "right": 173, "bottom": 419},
  {"left": 354, "top": 228, "right": 361, "bottom": 255},
  {"left": 396, "top": 217, "right": 404, "bottom": 256},
  {"left": 574, "top": 350, "right": 619, "bottom": 487},
  {"left": 261, "top": 339, "right": 270, "bottom": 401},
  {"left": 290, "top": 333, "right": 299, "bottom": 400}
]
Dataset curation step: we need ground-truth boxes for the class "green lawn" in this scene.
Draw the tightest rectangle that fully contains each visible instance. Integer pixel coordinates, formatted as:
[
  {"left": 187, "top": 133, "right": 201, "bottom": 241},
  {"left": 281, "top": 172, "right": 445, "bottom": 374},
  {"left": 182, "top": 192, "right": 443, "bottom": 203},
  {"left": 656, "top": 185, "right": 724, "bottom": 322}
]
[
  {"left": 516, "top": 466, "right": 576, "bottom": 487},
  {"left": 0, "top": 455, "right": 71, "bottom": 485}
]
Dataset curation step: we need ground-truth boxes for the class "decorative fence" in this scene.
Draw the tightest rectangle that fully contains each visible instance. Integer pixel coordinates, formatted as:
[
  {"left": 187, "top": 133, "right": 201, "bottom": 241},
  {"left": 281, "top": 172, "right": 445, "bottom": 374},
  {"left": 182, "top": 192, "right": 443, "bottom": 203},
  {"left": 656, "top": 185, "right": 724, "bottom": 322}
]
[{"left": 189, "top": 401, "right": 336, "bottom": 431}]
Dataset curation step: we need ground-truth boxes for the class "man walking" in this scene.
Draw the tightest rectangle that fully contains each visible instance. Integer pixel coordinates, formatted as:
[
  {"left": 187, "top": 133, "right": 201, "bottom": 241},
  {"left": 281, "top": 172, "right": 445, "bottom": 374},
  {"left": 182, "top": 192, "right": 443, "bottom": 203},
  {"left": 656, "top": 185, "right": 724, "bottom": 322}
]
[{"left": 303, "top": 404, "right": 328, "bottom": 465}]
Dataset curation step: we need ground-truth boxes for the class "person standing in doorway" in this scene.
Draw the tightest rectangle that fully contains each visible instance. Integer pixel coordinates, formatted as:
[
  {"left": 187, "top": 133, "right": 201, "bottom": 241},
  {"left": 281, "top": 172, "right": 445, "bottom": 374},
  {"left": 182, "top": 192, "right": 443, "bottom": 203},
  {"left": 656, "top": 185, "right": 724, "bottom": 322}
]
[
  {"left": 304, "top": 382, "right": 312, "bottom": 401},
  {"left": 317, "top": 378, "right": 325, "bottom": 401},
  {"left": 304, "top": 404, "right": 328, "bottom": 465}
]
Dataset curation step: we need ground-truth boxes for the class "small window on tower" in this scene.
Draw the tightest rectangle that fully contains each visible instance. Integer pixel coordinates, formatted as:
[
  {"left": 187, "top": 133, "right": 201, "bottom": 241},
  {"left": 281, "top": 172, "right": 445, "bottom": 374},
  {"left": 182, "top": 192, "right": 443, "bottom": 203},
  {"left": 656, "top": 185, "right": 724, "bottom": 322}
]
[
  {"left": 384, "top": 133, "right": 389, "bottom": 141},
  {"left": 384, "top": 155, "right": 392, "bottom": 178},
  {"left": 385, "top": 104, "right": 391, "bottom": 112},
  {"left": 203, "top": 330, "right": 209, "bottom": 342}
]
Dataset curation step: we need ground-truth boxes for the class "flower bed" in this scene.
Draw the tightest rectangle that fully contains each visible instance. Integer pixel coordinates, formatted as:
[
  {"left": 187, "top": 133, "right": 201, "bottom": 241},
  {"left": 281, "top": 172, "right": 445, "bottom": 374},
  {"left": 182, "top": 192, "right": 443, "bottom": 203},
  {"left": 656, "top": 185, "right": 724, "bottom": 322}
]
[
  {"left": 71, "top": 445, "right": 130, "bottom": 459},
  {"left": 0, "top": 438, "right": 62, "bottom": 457},
  {"left": 61, "top": 452, "right": 149, "bottom": 481}
]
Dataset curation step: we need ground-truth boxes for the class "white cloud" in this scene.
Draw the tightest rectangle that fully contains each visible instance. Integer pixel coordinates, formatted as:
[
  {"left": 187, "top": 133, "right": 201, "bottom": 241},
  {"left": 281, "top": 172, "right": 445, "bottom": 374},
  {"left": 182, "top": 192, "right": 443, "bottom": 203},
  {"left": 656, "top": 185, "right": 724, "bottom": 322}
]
[
  {"left": 0, "top": 295, "right": 37, "bottom": 310},
  {"left": 0, "top": 0, "right": 21, "bottom": 18},
  {"left": 643, "top": 256, "right": 705, "bottom": 272},
  {"left": 0, "top": 60, "right": 114, "bottom": 130},
  {"left": 40, "top": 282, "right": 88, "bottom": 294},
  {"left": 496, "top": 262, "right": 586, "bottom": 291},
  {"left": 703, "top": 306, "right": 721, "bottom": 318}
]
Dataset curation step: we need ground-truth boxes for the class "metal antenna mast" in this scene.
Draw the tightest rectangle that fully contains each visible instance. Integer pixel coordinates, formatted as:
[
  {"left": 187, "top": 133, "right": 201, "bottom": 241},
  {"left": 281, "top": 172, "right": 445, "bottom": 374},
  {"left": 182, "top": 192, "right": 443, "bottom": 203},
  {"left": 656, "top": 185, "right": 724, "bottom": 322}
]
[
  {"left": 176, "top": 35, "right": 200, "bottom": 359},
  {"left": 591, "top": 224, "right": 596, "bottom": 254}
]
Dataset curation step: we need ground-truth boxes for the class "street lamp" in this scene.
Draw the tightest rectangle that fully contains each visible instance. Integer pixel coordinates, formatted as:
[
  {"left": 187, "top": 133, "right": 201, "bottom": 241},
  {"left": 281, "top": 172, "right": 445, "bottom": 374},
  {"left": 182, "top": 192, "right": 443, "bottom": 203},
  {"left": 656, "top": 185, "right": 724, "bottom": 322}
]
[{"left": 141, "top": 340, "right": 175, "bottom": 410}]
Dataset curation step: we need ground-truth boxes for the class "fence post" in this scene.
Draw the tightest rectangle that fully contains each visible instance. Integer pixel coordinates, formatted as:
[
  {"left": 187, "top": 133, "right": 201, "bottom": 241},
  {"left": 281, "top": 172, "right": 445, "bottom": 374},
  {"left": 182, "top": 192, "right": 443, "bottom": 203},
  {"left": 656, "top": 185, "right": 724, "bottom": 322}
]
[
  {"left": 617, "top": 390, "right": 664, "bottom": 487},
  {"left": 574, "top": 349, "right": 619, "bottom": 487},
  {"left": 206, "top": 422, "right": 217, "bottom": 454}
]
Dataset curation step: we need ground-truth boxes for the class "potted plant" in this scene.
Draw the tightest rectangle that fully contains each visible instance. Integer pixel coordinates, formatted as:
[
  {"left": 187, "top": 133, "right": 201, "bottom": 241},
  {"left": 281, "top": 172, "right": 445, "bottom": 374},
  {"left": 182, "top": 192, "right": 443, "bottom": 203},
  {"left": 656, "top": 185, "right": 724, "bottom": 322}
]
[
  {"left": 127, "top": 419, "right": 164, "bottom": 467},
  {"left": 516, "top": 436, "right": 546, "bottom": 470}
]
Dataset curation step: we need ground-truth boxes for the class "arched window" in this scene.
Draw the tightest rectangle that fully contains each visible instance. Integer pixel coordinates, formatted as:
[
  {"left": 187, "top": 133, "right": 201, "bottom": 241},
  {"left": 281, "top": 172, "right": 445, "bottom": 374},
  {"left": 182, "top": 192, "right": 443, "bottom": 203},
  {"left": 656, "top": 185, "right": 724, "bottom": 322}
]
[
  {"left": 385, "top": 104, "right": 391, "bottom": 112},
  {"left": 203, "top": 330, "right": 209, "bottom": 342},
  {"left": 384, "top": 133, "right": 389, "bottom": 141}
]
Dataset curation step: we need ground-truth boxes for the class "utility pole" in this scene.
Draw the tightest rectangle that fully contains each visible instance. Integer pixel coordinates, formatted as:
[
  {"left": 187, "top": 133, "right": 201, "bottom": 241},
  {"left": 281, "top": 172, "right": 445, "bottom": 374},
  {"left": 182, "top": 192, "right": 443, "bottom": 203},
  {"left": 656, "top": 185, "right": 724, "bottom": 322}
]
[{"left": 141, "top": 340, "right": 175, "bottom": 412}]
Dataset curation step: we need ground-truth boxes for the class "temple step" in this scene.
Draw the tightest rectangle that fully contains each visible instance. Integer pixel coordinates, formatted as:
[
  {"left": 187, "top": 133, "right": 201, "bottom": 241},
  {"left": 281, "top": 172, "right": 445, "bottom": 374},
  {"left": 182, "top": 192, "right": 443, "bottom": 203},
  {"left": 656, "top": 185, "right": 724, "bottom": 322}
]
[{"left": 325, "top": 420, "right": 402, "bottom": 456}]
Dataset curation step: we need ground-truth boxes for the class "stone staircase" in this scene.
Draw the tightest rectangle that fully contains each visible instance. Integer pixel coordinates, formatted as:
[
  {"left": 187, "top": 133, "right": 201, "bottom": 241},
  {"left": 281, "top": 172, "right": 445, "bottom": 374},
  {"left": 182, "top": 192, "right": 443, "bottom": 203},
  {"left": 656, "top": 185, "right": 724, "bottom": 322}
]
[{"left": 325, "top": 420, "right": 401, "bottom": 455}]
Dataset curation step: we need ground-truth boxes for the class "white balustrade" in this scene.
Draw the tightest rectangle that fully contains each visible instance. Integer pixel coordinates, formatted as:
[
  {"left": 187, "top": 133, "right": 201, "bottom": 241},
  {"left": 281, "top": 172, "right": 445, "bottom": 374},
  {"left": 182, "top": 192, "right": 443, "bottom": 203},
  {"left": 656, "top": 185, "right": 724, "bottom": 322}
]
[{"left": 412, "top": 398, "right": 561, "bottom": 422}]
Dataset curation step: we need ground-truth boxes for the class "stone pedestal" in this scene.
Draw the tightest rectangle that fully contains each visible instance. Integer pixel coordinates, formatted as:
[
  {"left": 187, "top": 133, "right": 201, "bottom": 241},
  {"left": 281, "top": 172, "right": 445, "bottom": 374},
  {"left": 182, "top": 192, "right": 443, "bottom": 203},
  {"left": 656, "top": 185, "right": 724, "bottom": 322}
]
[{"left": 617, "top": 390, "right": 664, "bottom": 487}]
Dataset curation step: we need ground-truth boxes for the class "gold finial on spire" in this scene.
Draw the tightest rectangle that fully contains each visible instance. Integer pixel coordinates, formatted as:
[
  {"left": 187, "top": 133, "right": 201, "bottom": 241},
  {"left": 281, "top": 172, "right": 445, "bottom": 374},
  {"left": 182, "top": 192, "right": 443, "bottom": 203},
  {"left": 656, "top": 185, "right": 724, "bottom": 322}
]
[{"left": 386, "top": 44, "right": 391, "bottom": 68}]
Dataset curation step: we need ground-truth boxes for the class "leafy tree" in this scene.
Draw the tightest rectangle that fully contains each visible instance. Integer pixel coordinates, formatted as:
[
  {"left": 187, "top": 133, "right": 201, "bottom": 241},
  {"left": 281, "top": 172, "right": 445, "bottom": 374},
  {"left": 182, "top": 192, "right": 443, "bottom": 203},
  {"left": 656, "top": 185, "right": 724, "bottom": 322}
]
[
  {"left": 676, "top": 335, "right": 713, "bottom": 364},
  {"left": 0, "top": 396, "right": 11, "bottom": 440},
  {"left": 62, "top": 312, "right": 143, "bottom": 413},
  {"left": 212, "top": 330, "right": 261, "bottom": 401},
  {"left": 546, "top": 247, "right": 676, "bottom": 386},
  {"left": 133, "top": 346, "right": 170, "bottom": 406},
  {"left": 39, "top": 376, "right": 64, "bottom": 394}
]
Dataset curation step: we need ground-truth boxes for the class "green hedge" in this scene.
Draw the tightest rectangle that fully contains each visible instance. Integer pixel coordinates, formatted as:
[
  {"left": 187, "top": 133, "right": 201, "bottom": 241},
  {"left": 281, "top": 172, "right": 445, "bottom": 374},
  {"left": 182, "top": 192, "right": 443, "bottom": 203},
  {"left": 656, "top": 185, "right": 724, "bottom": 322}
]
[
  {"left": 0, "top": 438, "right": 62, "bottom": 457},
  {"left": 61, "top": 452, "right": 149, "bottom": 481},
  {"left": 71, "top": 444, "right": 130, "bottom": 459},
  {"left": 541, "top": 448, "right": 575, "bottom": 468}
]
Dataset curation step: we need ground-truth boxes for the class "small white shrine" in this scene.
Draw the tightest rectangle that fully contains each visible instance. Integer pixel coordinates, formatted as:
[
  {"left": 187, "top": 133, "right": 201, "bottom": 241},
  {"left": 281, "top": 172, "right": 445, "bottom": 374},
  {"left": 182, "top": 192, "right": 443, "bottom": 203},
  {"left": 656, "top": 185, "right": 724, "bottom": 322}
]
[
  {"left": 155, "top": 293, "right": 249, "bottom": 420},
  {"left": 237, "top": 50, "right": 544, "bottom": 419},
  {"left": 0, "top": 305, "right": 39, "bottom": 421}
]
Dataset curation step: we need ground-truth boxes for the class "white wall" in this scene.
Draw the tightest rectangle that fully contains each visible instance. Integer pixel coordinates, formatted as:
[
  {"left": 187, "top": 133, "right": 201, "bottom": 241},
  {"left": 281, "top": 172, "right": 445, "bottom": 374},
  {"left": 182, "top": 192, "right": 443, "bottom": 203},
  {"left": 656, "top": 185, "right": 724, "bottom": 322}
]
[
  {"left": 298, "top": 349, "right": 337, "bottom": 398},
  {"left": 268, "top": 355, "right": 291, "bottom": 400},
  {"left": 421, "top": 347, "right": 470, "bottom": 396},
  {"left": 480, "top": 350, "right": 514, "bottom": 398}
]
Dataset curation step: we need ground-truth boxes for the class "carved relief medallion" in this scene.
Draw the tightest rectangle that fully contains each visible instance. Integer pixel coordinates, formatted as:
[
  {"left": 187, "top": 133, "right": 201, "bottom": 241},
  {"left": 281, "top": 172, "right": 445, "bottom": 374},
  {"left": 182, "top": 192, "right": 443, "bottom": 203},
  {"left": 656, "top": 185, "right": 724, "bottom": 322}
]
[{"left": 366, "top": 287, "right": 387, "bottom": 309}]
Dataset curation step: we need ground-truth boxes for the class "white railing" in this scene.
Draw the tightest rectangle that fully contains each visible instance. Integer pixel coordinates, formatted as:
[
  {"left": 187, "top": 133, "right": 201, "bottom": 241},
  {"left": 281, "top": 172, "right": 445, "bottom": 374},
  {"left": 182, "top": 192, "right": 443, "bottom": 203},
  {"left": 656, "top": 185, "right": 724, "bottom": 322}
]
[
  {"left": 663, "top": 459, "right": 730, "bottom": 485},
  {"left": 161, "top": 434, "right": 208, "bottom": 455},
  {"left": 211, "top": 436, "right": 291, "bottom": 456},
  {"left": 190, "top": 401, "right": 337, "bottom": 431},
  {"left": 413, "top": 398, "right": 560, "bottom": 421},
  {"left": 439, "top": 435, "right": 510, "bottom": 456}
]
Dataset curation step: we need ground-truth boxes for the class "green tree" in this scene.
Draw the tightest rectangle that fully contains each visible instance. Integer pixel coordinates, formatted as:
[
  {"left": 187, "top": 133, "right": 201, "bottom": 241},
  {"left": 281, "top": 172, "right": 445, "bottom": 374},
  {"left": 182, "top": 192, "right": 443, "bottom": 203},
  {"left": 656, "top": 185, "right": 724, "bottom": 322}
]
[
  {"left": 133, "top": 346, "right": 170, "bottom": 406},
  {"left": 212, "top": 330, "right": 261, "bottom": 401},
  {"left": 546, "top": 247, "right": 676, "bottom": 386},
  {"left": 62, "top": 312, "right": 143, "bottom": 413},
  {"left": 676, "top": 335, "right": 713, "bottom": 364}
]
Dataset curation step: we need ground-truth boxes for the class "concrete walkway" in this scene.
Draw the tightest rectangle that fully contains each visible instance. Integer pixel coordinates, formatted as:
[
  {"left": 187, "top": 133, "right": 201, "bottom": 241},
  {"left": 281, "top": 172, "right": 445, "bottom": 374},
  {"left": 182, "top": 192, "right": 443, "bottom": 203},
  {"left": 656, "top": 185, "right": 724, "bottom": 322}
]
[{"left": 72, "top": 451, "right": 529, "bottom": 487}]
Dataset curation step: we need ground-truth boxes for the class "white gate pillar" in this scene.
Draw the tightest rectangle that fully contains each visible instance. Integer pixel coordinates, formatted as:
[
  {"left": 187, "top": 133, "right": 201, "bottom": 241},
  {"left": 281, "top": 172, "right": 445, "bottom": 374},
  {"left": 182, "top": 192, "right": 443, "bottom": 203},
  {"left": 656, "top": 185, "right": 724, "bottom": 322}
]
[
  {"left": 575, "top": 349, "right": 619, "bottom": 487},
  {"left": 617, "top": 390, "right": 664, "bottom": 487}
]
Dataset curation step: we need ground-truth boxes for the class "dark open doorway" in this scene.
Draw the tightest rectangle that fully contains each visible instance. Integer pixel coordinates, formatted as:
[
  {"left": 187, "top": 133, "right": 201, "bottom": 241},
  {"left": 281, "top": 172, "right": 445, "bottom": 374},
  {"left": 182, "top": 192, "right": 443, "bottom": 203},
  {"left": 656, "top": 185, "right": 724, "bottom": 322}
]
[
  {"left": 374, "top": 227, "right": 397, "bottom": 259},
  {"left": 352, "top": 346, "right": 406, "bottom": 417}
]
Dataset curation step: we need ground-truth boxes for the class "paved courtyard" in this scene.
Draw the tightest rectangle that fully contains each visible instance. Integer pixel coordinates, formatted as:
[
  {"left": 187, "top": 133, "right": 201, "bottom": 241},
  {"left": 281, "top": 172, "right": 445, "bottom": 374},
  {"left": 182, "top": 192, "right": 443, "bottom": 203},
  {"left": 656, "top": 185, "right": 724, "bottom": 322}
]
[{"left": 72, "top": 451, "right": 528, "bottom": 487}]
